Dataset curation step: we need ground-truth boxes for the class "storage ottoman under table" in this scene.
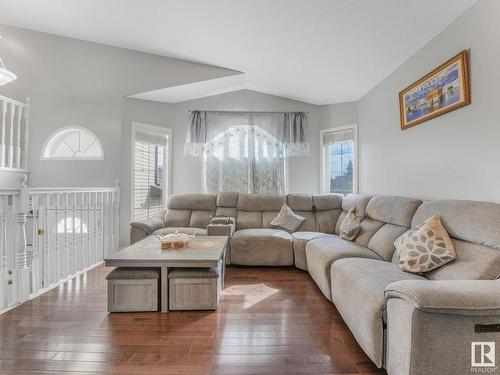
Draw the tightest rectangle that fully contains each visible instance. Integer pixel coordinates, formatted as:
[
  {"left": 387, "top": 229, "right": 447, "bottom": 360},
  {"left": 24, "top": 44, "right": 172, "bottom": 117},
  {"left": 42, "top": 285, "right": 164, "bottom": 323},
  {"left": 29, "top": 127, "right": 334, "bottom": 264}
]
[
  {"left": 106, "top": 268, "right": 160, "bottom": 312},
  {"left": 168, "top": 260, "right": 222, "bottom": 310}
]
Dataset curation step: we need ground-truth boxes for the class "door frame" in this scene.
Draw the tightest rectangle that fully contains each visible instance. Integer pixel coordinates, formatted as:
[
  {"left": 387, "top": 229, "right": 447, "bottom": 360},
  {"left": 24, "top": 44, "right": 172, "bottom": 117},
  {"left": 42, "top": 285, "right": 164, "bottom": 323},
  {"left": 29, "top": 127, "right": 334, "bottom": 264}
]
[{"left": 130, "top": 122, "right": 172, "bottom": 222}]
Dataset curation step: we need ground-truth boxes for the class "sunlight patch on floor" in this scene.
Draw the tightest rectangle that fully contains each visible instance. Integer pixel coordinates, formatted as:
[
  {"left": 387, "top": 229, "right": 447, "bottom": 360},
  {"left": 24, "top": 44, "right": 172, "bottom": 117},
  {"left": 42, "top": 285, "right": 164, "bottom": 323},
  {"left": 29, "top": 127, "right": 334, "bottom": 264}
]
[{"left": 222, "top": 283, "right": 279, "bottom": 308}]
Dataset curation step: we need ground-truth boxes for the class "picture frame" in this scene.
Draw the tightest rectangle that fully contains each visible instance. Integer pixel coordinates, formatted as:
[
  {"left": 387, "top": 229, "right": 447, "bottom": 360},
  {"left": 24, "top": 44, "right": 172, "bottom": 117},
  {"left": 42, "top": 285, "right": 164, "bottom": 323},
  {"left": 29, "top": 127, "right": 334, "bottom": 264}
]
[{"left": 399, "top": 50, "right": 470, "bottom": 130}]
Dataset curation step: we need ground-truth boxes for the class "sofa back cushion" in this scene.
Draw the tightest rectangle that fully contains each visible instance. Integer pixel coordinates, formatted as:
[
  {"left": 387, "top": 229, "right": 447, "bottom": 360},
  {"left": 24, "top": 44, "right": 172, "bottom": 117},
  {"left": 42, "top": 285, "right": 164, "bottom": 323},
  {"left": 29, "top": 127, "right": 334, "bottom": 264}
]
[
  {"left": 312, "top": 194, "right": 343, "bottom": 234},
  {"left": 215, "top": 191, "right": 238, "bottom": 218},
  {"left": 412, "top": 200, "right": 500, "bottom": 250},
  {"left": 285, "top": 193, "right": 342, "bottom": 233},
  {"left": 334, "top": 194, "right": 373, "bottom": 235},
  {"left": 409, "top": 199, "right": 500, "bottom": 280},
  {"left": 333, "top": 195, "right": 421, "bottom": 261},
  {"left": 233, "top": 192, "right": 342, "bottom": 233},
  {"left": 364, "top": 196, "right": 422, "bottom": 260},
  {"left": 164, "top": 194, "right": 216, "bottom": 228},
  {"left": 236, "top": 193, "right": 285, "bottom": 230},
  {"left": 286, "top": 194, "right": 342, "bottom": 233},
  {"left": 287, "top": 194, "right": 317, "bottom": 232}
]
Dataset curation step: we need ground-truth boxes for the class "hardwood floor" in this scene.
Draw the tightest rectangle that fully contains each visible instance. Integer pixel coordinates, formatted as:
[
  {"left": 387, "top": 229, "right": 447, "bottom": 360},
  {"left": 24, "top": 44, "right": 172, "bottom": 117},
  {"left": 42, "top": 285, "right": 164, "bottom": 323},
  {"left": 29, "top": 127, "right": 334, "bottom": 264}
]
[{"left": 0, "top": 265, "right": 386, "bottom": 375}]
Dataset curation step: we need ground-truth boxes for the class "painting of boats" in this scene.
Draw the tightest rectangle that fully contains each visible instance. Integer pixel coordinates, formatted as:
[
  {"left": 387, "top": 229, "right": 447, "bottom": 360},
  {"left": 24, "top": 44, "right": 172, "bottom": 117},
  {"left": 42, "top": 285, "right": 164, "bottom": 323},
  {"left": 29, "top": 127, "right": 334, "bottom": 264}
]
[{"left": 399, "top": 50, "right": 470, "bottom": 130}]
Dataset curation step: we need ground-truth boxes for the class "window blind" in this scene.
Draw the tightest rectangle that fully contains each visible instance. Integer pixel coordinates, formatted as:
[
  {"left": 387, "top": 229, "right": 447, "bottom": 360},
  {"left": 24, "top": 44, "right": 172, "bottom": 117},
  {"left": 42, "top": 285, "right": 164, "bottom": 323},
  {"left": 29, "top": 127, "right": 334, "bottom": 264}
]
[{"left": 323, "top": 128, "right": 354, "bottom": 146}]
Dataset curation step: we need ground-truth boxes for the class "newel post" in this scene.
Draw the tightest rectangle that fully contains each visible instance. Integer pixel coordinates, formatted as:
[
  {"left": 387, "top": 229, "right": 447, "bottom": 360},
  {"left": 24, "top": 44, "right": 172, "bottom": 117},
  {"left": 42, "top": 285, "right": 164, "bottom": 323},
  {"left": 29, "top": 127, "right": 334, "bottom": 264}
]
[{"left": 14, "top": 174, "right": 30, "bottom": 302}]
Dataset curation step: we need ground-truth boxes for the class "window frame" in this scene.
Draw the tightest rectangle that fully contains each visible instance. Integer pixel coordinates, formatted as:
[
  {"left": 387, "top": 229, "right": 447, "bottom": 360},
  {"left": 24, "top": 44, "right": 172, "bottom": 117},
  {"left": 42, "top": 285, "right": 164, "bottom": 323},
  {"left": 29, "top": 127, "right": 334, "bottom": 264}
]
[
  {"left": 319, "top": 124, "right": 358, "bottom": 195},
  {"left": 130, "top": 121, "right": 172, "bottom": 222},
  {"left": 41, "top": 126, "right": 104, "bottom": 161}
]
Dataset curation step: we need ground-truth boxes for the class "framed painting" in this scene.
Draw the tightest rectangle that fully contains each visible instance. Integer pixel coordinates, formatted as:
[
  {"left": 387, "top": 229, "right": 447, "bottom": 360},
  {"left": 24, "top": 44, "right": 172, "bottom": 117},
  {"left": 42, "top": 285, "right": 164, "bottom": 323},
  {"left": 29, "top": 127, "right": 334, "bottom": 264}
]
[{"left": 399, "top": 50, "right": 470, "bottom": 130}]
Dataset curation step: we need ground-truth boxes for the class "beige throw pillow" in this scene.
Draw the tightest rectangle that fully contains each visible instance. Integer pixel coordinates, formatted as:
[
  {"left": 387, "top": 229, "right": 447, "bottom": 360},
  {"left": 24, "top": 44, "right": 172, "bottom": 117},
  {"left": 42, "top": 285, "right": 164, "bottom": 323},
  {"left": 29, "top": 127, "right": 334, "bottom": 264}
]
[
  {"left": 339, "top": 208, "right": 361, "bottom": 241},
  {"left": 395, "top": 215, "right": 456, "bottom": 274},
  {"left": 271, "top": 204, "right": 305, "bottom": 232}
]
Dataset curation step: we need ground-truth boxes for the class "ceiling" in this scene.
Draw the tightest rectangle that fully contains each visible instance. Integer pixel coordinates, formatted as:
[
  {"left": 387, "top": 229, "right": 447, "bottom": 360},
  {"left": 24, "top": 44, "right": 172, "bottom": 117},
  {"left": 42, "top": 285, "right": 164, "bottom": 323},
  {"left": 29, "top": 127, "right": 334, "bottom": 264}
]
[{"left": 0, "top": 0, "right": 478, "bottom": 105}]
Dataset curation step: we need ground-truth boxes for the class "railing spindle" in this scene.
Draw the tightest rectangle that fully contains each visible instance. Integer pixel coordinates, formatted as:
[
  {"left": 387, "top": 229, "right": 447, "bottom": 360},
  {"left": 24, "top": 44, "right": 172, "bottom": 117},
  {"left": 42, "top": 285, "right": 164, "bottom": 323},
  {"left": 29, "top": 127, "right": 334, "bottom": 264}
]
[
  {"left": 72, "top": 192, "right": 77, "bottom": 274},
  {"left": 15, "top": 105, "right": 22, "bottom": 169},
  {"left": 0, "top": 100, "right": 6, "bottom": 167},
  {"left": 8, "top": 102, "right": 15, "bottom": 168}
]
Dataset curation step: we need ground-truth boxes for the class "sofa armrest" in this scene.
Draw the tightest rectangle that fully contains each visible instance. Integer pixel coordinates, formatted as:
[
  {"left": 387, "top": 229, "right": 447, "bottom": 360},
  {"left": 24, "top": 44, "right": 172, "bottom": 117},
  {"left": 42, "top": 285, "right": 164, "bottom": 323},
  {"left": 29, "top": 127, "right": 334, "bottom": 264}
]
[
  {"left": 207, "top": 217, "right": 235, "bottom": 266},
  {"left": 130, "top": 212, "right": 165, "bottom": 244},
  {"left": 206, "top": 216, "right": 235, "bottom": 237},
  {"left": 209, "top": 216, "right": 236, "bottom": 225},
  {"left": 385, "top": 279, "right": 500, "bottom": 316}
]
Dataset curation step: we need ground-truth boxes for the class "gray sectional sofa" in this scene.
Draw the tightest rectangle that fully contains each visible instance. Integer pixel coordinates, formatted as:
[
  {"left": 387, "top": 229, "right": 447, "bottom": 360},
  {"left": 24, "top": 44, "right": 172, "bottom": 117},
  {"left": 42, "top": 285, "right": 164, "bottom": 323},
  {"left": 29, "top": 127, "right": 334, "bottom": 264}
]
[{"left": 130, "top": 192, "right": 500, "bottom": 375}]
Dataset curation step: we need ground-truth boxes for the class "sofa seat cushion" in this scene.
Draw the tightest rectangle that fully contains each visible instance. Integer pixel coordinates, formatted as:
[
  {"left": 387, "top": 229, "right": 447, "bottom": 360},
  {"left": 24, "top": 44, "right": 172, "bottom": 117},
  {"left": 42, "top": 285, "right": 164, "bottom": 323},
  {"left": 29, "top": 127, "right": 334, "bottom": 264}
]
[
  {"left": 230, "top": 229, "right": 293, "bottom": 266},
  {"left": 305, "top": 236, "right": 382, "bottom": 301},
  {"left": 331, "top": 258, "right": 426, "bottom": 367},
  {"left": 291, "top": 232, "right": 330, "bottom": 271},
  {"left": 153, "top": 227, "right": 207, "bottom": 236}
]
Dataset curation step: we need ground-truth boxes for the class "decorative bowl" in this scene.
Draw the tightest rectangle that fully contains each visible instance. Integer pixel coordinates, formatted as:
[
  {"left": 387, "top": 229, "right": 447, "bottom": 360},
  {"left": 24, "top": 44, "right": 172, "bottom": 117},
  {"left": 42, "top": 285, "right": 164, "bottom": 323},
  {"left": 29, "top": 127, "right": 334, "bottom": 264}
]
[{"left": 156, "top": 231, "right": 194, "bottom": 249}]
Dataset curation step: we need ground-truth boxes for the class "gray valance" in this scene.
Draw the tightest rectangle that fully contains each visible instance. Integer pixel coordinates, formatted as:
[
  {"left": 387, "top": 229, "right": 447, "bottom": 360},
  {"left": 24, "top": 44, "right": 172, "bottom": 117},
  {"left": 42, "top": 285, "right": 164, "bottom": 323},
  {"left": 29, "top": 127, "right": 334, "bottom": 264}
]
[
  {"left": 184, "top": 110, "right": 310, "bottom": 157},
  {"left": 283, "top": 112, "right": 310, "bottom": 157}
]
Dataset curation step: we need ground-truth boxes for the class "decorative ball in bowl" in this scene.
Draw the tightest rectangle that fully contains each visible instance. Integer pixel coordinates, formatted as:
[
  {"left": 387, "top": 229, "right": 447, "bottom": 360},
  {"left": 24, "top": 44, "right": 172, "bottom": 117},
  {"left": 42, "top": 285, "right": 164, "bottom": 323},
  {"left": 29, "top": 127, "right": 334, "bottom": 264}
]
[{"left": 156, "top": 232, "right": 194, "bottom": 249}]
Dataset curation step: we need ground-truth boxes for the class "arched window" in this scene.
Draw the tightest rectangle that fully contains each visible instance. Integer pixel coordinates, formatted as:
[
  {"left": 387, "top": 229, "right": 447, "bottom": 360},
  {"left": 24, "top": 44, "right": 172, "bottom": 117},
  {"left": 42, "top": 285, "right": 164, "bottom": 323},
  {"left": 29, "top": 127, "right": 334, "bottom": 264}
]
[{"left": 42, "top": 127, "right": 104, "bottom": 160}]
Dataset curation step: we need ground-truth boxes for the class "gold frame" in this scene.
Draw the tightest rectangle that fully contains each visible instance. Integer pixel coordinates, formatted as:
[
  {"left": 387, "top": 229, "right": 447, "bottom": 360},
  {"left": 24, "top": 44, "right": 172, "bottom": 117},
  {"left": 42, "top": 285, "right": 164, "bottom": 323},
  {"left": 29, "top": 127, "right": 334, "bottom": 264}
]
[{"left": 399, "top": 50, "right": 470, "bottom": 130}]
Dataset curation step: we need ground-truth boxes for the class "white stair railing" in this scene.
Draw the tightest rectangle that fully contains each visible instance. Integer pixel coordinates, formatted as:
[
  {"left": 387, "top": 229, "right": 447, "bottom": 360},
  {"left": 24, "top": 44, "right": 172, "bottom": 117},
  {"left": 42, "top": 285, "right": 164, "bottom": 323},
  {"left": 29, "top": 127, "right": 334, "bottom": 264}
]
[
  {"left": 0, "top": 182, "right": 120, "bottom": 313},
  {"left": 27, "top": 182, "right": 120, "bottom": 299},
  {"left": 0, "top": 96, "right": 30, "bottom": 170},
  {"left": 0, "top": 177, "right": 30, "bottom": 312}
]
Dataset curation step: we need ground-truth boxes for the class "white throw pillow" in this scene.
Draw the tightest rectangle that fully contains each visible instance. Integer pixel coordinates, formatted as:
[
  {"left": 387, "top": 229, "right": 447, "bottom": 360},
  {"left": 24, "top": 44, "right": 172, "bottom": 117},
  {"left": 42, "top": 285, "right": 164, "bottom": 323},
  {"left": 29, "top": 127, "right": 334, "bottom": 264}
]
[
  {"left": 339, "top": 208, "right": 361, "bottom": 241},
  {"left": 271, "top": 204, "right": 305, "bottom": 232},
  {"left": 395, "top": 215, "right": 456, "bottom": 274}
]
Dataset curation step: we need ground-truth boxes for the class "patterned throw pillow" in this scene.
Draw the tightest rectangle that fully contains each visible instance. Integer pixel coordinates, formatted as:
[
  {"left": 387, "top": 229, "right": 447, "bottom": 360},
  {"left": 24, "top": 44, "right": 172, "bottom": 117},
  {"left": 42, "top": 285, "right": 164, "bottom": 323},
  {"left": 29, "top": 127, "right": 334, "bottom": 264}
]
[
  {"left": 339, "top": 208, "right": 361, "bottom": 241},
  {"left": 395, "top": 215, "right": 456, "bottom": 274},
  {"left": 271, "top": 204, "right": 305, "bottom": 232}
]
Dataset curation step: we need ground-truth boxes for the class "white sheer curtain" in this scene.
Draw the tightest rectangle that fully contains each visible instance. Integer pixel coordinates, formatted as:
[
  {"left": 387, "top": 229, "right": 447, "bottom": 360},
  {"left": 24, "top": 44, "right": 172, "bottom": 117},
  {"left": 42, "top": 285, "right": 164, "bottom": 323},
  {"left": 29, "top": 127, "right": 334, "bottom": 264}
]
[
  {"left": 202, "top": 112, "right": 285, "bottom": 194},
  {"left": 184, "top": 111, "right": 309, "bottom": 194}
]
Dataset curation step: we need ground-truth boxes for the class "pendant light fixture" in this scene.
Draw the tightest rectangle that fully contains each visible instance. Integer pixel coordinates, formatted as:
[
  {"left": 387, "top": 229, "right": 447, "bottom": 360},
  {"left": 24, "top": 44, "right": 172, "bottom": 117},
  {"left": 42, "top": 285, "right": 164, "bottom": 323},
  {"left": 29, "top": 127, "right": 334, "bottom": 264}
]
[{"left": 0, "top": 36, "right": 17, "bottom": 86}]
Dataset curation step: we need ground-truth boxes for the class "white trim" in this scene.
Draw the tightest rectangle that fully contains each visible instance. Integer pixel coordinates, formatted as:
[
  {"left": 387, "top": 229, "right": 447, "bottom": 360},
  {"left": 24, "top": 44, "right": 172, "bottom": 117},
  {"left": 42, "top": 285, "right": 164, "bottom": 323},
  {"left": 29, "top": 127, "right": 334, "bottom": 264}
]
[
  {"left": 40, "top": 126, "right": 105, "bottom": 161},
  {"left": 130, "top": 122, "right": 172, "bottom": 222},
  {"left": 319, "top": 124, "right": 358, "bottom": 194}
]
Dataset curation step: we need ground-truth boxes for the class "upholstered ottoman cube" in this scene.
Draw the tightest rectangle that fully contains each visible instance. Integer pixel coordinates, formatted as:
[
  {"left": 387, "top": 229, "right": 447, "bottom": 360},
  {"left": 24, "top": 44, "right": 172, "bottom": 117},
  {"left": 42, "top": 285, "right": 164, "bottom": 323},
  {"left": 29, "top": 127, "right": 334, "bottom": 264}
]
[
  {"left": 106, "top": 268, "right": 160, "bottom": 312},
  {"left": 168, "top": 261, "right": 222, "bottom": 310}
]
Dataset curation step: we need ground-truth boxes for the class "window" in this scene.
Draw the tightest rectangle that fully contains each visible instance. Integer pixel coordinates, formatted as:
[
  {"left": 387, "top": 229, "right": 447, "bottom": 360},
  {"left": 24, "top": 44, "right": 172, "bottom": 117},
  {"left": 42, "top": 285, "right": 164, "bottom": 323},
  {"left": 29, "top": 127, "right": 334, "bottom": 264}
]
[
  {"left": 320, "top": 125, "right": 357, "bottom": 195},
  {"left": 203, "top": 125, "right": 287, "bottom": 194},
  {"left": 131, "top": 122, "right": 171, "bottom": 222},
  {"left": 42, "top": 127, "right": 104, "bottom": 160}
]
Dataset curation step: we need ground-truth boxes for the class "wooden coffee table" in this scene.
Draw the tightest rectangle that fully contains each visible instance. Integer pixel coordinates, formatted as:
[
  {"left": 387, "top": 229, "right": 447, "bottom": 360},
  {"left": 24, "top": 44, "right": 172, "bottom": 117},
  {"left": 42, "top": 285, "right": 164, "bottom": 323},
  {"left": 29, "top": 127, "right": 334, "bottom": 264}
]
[{"left": 104, "top": 235, "right": 228, "bottom": 312}]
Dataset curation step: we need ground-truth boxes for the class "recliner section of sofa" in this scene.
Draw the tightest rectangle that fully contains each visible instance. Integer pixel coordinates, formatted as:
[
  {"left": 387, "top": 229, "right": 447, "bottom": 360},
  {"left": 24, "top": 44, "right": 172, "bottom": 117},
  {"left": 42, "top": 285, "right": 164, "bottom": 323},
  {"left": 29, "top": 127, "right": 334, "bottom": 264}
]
[
  {"left": 331, "top": 258, "right": 426, "bottom": 367},
  {"left": 306, "top": 194, "right": 422, "bottom": 301},
  {"left": 334, "top": 198, "right": 500, "bottom": 373},
  {"left": 129, "top": 192, "right": 500, "bottom": 375},
  {"left": 130, "top": 193, "right": 216, "bottom": 244}
]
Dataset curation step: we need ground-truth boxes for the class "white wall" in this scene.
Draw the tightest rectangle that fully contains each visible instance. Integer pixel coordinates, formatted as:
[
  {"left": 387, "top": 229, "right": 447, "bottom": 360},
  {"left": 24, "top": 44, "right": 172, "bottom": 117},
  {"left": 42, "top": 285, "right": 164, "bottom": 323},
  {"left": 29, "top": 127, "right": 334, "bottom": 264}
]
[
  {"left": 317, "top": 102, "right": 358, "bottom": 130},
  {"left": 357, "top": 0, "right": 499, "bottom": 203}
]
